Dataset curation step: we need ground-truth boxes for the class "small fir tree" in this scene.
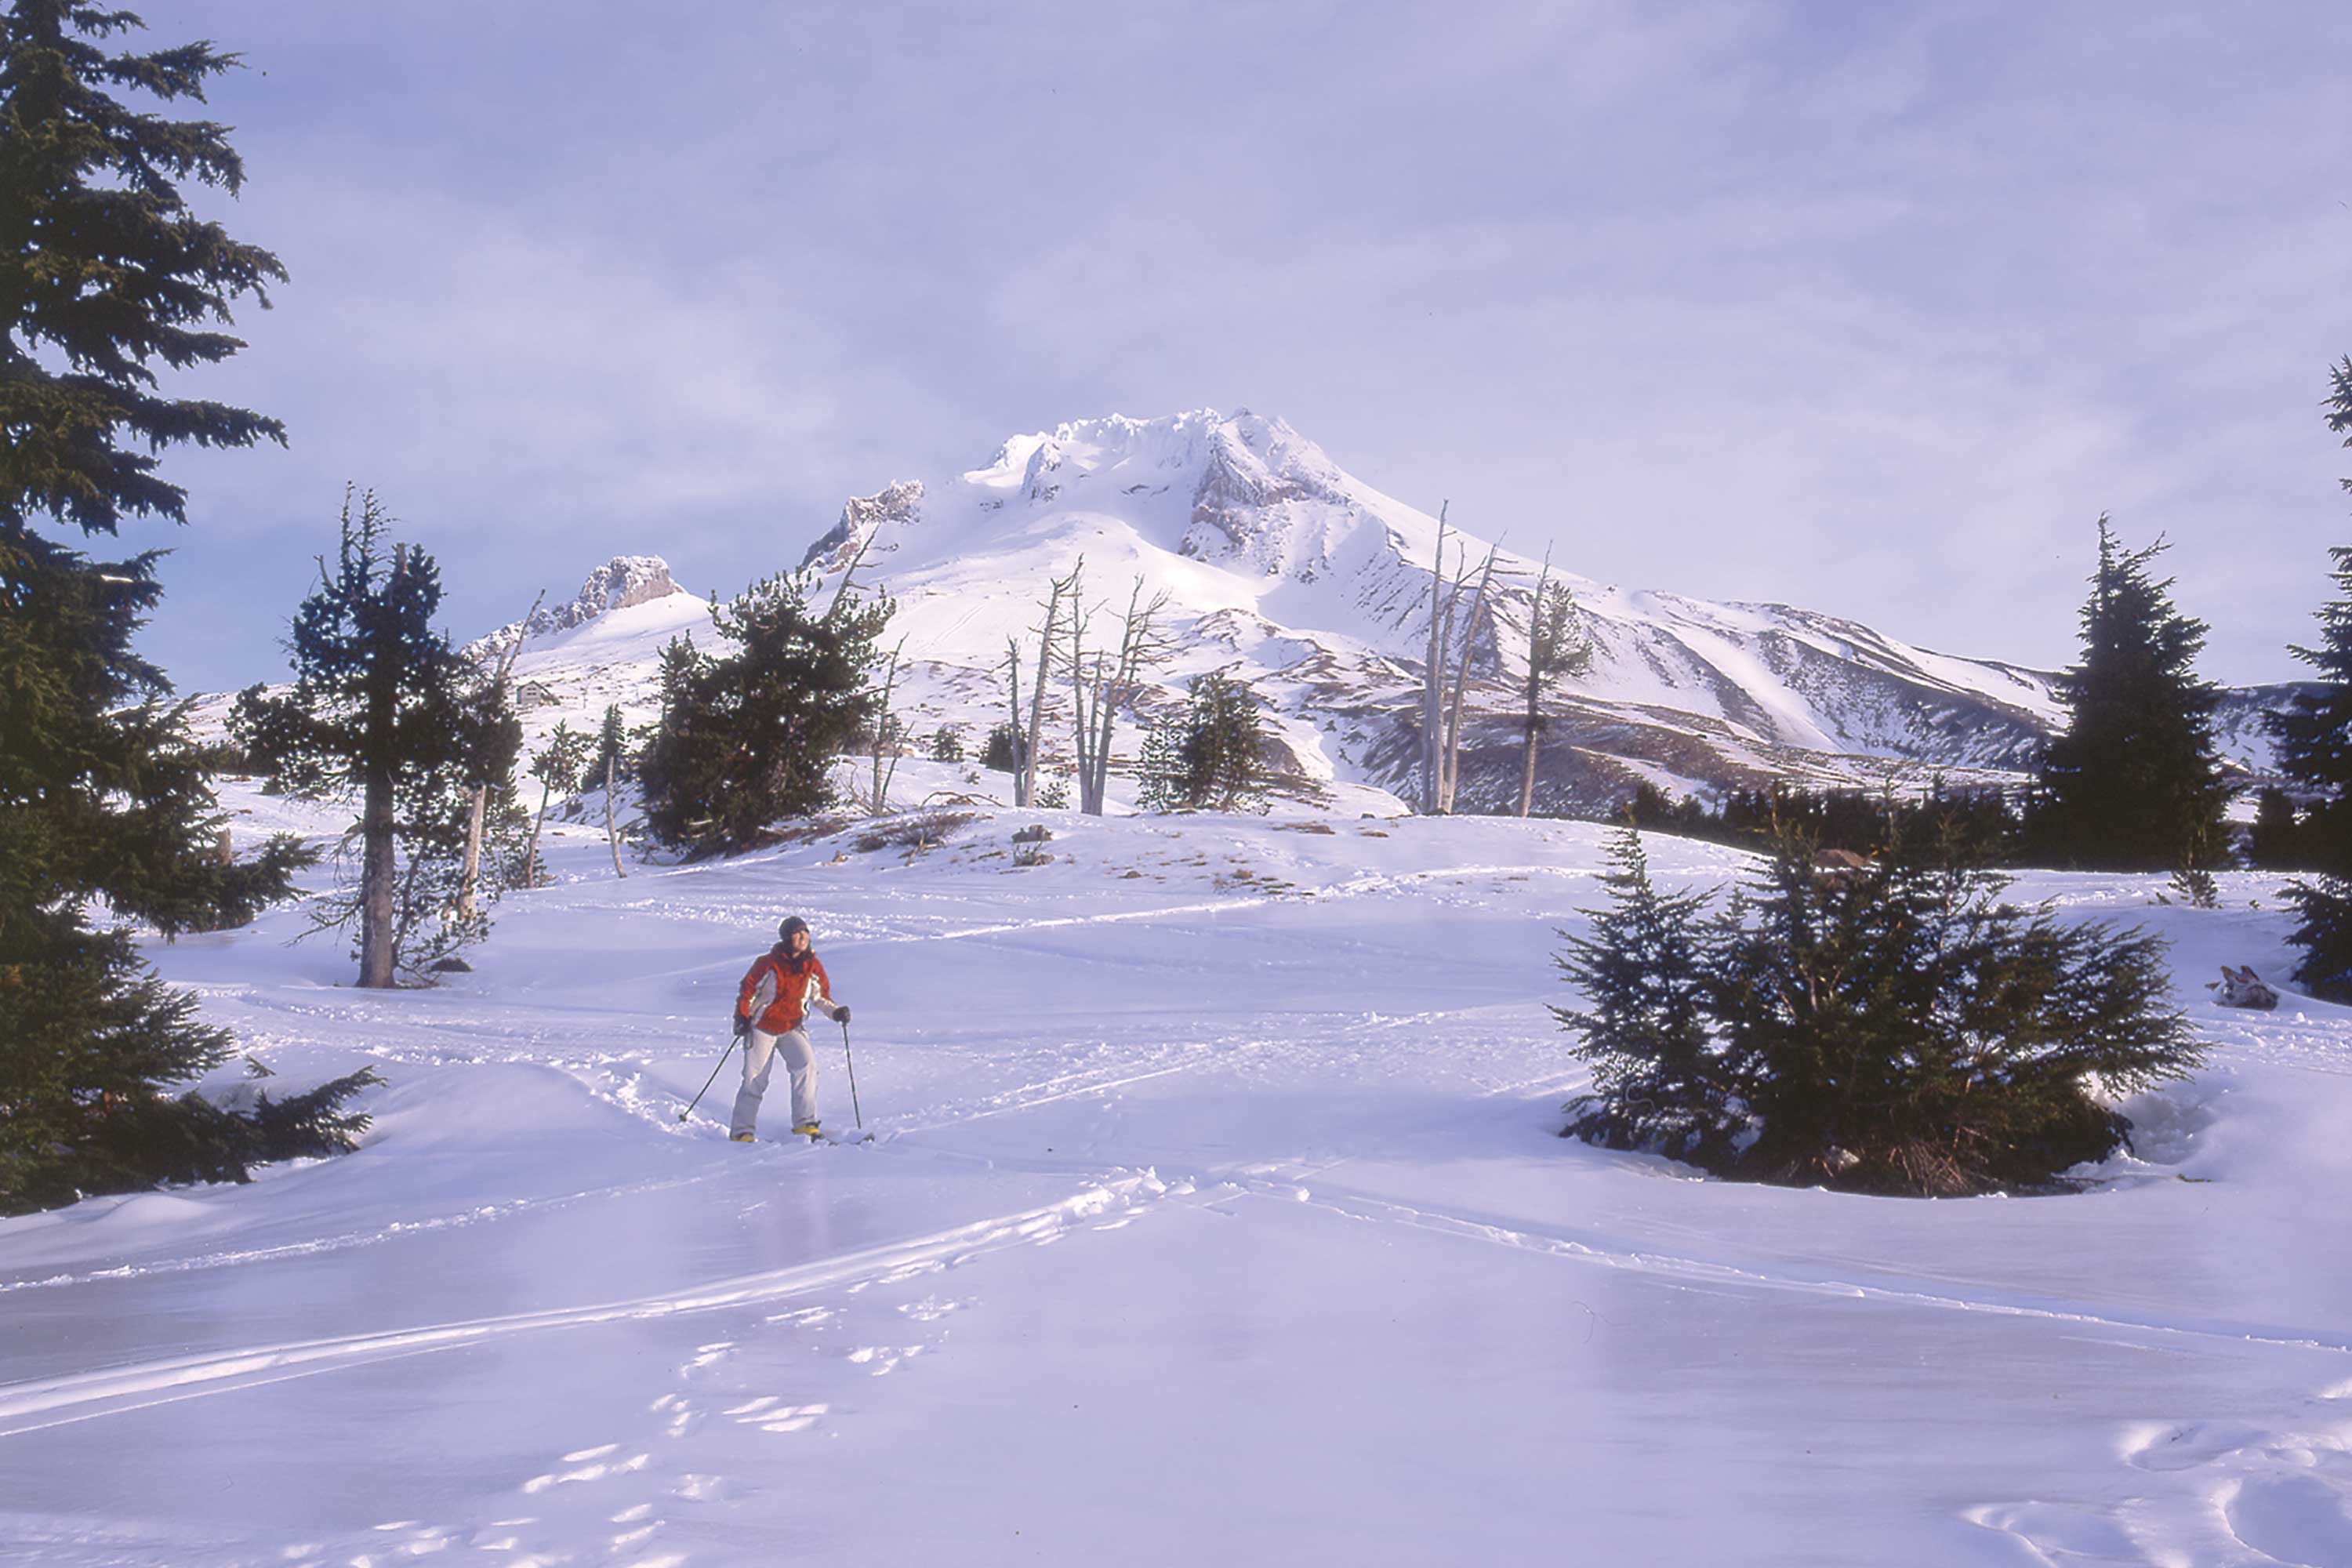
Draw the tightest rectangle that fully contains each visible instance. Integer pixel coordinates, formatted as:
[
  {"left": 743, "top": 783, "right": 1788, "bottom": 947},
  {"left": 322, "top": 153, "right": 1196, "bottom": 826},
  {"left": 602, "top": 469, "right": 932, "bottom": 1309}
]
[
  {"left": 1553, "top": 826, "right": 1741, "bottom": 1165},
  {"left": 1737, "top": 831, "right": 2201, "bottom": 1193},
  {"left": 2166, "top": 862, "right": 2221, "bottom": 909},
  {"left": 1138, "top": 673, "right": 1272, "bottom": 812},
  {"left": 637, "top": 568, "right": 894, "bottom": 855},
  {"left": 930, "top": 724, "right": 966, "bottom": 763},
  {"left": 2, "top": 3, "right": 365, "bottom": 1214},
  {"left": 232, "top": 491, "right": 523, "bottom": 984},
  {"left": 982, "top": 720, "right": 1025, "bottom": 774},
  {"left": 2274, "top": 358, "right": 2352, "bottom": 997},
  {"left": 2024, "top": 518, "right": 2230, "bottom": 870}
]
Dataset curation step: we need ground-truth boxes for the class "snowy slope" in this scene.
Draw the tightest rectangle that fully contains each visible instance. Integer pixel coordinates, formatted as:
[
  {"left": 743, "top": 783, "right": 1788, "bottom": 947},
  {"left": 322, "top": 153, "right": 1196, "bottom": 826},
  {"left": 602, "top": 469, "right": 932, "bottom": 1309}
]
[
  {"left": 786, "top": 409, "right": 2088, "bottom": 808},
  {"left": 4, "top": 806, "right": 2348, "bottom": 1566},
  {"left": 417, "top": 411, "right": 2292, "bottom": 818}
]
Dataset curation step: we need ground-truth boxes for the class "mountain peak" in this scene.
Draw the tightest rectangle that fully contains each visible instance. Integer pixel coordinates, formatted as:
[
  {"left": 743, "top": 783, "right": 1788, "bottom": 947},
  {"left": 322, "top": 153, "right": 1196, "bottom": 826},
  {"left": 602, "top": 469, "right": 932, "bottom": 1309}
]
[{"left": 465, "top": 555, "right": 683, "bottom": 663}]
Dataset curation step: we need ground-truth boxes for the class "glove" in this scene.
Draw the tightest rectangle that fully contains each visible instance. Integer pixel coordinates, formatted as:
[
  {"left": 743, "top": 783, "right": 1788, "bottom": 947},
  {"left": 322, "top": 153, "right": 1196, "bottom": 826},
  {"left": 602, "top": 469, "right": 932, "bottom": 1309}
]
[
  {"left": 731, "top": 1014, "right": 750, "bottom": 1040},
  {"left": 836, "top": 1005, "right": 851, "bottom": 1025}
]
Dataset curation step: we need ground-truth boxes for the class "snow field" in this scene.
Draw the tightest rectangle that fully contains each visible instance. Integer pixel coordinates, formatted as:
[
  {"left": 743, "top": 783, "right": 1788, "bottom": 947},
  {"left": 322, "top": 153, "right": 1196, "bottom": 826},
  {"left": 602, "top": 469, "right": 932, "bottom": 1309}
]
[{"left": 2, "top": 808, "right": 2349, "bottom": 1565}]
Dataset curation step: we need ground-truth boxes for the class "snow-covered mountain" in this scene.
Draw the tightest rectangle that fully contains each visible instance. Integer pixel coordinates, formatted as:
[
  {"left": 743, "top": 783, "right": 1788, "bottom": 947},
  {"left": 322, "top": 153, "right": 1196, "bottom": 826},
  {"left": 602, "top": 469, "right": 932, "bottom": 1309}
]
[
  {"left": 419, "top": 409, "right": 2296, "bottom": 813},
  {"left": 785, "top": 407, "right": 2296, "bottom": 809}
]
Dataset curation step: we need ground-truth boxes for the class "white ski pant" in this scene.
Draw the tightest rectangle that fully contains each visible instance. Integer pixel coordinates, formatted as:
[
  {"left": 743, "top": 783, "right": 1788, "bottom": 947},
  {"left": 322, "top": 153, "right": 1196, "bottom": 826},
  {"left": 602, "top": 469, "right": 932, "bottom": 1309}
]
[{"left": 731, "top": 1027, "right": 817, "bottom": 1137}]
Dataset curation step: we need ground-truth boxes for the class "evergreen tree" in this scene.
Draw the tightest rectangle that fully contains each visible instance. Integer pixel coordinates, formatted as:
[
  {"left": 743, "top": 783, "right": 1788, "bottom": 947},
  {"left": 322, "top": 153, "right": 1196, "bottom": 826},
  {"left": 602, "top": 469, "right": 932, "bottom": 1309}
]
[
  {"left": 637, "top": 568, "right": 894, "bottom": 856},
  {"left": 1718, "top": 829, "right": 2200, "bottom": 1194},
  {"left": 590, "top": 702, "right": 630, "bottom": 787},
  {"left": 1516, "top": 567, "right": 1589, "bottom": 817},
  {"left": 2024, "top": 517, "right": 2230, "bottom": 870},
  {"left": 1553, "top": 827, "right": 1740, "bottom": 1165},
  {"left": 1, "top": 3, "right": 367, "bottom": 1214},
  {"left": 231, "top": 491, "right": 523, "bottom": 985},
  {"left": 1138, "top": 673, "right": 1272, "bottom": 812},
  {"left": 523, "top": 720, "right": 590, "bottom": 885},
  {"left": 1556, "top": 826, "right": 2205, "bottom": 1196},
  {"left": 982, "top": 720, "right": 1025, "bottom": 774},
  {"left": 930, "top": 724, "right": 965, "bottom": 763},
  {"left": 2245, "top": 786, "right": 2306, "bottom": 870},
  {"left": 2274, "top": 358, "right": 2352, "bottom": 997}
]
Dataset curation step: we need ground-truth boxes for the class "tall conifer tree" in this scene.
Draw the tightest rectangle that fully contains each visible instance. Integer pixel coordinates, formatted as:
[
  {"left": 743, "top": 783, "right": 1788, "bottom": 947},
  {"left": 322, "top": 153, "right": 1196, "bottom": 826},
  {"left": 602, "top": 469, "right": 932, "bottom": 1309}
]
[
  {"left": 233, "top": 492, "right": 522, "bottom": 985},
  {"left": 1, "top": 3, "right": 361, "bottom": 1214},
  {"left": 2273, "top": 358, "right": 2352, "bottom": 998},
  {"left": 2024, "top": 517, "right": 2229, "bottom": 870}
]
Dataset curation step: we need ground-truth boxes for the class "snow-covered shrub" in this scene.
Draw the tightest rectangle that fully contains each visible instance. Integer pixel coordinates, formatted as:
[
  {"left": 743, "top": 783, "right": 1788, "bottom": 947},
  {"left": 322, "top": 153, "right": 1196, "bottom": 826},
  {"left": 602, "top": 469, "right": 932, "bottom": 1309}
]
[{"left": 852, "top": 810, "right": 974, "bottom": 854}]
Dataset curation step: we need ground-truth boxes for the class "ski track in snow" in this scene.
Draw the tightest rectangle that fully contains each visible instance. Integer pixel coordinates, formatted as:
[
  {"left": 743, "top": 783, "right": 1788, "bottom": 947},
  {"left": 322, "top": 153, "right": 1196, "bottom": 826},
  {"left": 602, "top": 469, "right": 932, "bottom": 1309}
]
[{"left": 0, "top": 1175, "right": 1162, "bottom": 1439}]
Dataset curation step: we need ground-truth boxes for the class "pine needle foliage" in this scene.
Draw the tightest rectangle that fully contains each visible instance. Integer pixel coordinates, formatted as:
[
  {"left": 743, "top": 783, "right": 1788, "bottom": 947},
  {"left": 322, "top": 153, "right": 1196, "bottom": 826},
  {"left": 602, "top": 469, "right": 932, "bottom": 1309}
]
[
  {"left": 1556, "top": 826, "right": 2205, "bottom": 1196},
  {"left": 1552, "top": 828, "right": 1741, "bottom": 1166},
  {"left": 1, "top": 4, "right": 352, "bottom": 1215},
  {"left": 2024, "top": 517, "right": 2230, "bottom": 871},
  {"left": 231, "top": 492, "right": 524, "bottom": 984},
  {"left": 0, "top": 1, "right": 288, "bottom": 534},
  {"left": 1138, "top": 673, "right": 1272, "bottom": 813},
  {"left": 982, "top": 721, "right": 1025, "bottom": 775},
  {"left": 2274, "top": 358, "right": 2352, "bottom": 998},
  {"left": 637, "top": 568, "right": 895, "bottom": 856}
]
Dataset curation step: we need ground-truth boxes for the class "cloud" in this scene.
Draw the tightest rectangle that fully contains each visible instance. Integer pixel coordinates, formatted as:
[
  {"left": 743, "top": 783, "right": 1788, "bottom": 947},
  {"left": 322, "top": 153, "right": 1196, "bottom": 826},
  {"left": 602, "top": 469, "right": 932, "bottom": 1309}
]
[{"left": 117, "top": 0, "right": 2352, "bottom": 689}]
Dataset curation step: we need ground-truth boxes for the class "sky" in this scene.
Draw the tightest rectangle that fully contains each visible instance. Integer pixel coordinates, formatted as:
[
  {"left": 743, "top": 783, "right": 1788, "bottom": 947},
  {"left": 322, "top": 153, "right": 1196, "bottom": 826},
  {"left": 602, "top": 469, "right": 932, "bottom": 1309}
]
[{"left": 65, "top": 0, "right": 2352, "bottom": 689}]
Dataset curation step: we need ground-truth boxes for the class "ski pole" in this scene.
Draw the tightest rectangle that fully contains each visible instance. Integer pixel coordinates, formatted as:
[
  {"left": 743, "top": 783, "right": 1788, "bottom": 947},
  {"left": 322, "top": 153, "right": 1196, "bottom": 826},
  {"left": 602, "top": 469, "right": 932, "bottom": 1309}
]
[
  {"left": 678, "top": 1032, "right": 739, "bottom": 1123},
  {"left": 840, "top": 1019, "right": 863, "bottom": 1130}
]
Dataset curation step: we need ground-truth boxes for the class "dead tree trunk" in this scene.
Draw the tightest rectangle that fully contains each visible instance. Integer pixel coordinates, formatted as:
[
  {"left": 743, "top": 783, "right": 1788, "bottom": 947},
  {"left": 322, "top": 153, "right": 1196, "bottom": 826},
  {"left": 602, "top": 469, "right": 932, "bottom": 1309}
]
[
  {"left": 1519, "top": 553, "right": 1552, "bottom": 818},
  {"left": 1006, "top": 636, "right": 1027, "bottom": 806},
  {"left": 1420, "top": 503, "right": 1449, "bottom": 814},
  {"left": 1076, "top": 578, "right": 1172, "bottom": 815},
  {"left": 1438, "top": 543, "right": 1498, "bottom": 814},
  {"left": 1028, "top": 561, "right": 1077, "bottom": 809},
  {"left": 604, "top": 747, "right": 626, "bottom": 877},
  {"left": 867, "top": 638, "right": 906, "bottom": 814},
  {"left": 459, "top": 587, "right": 543, "bottom": 920}
]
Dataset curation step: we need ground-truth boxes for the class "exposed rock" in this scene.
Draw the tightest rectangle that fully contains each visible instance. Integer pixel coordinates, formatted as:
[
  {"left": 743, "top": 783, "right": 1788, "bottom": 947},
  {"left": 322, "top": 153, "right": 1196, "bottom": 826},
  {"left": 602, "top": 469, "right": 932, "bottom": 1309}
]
[
  {"left": 466, "top": 557, "right": 682, "bottom": 663},
  {"left": 801, "top": 480, "right": 924, "bottom": 574}
]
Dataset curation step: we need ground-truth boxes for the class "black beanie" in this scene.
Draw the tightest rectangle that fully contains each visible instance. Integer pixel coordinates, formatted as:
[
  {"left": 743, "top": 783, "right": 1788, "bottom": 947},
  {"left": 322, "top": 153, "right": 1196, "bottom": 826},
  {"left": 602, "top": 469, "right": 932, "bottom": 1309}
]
[{"left": 778, "top": 916, "right": 810, "bottom": 943}]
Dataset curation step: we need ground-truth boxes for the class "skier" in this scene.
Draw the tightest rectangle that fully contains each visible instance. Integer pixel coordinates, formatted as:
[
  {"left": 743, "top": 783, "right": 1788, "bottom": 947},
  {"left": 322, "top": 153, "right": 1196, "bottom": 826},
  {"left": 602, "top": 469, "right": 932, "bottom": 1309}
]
[{"left": 730, "top": 916, "right": 851, "bottom": 1142}]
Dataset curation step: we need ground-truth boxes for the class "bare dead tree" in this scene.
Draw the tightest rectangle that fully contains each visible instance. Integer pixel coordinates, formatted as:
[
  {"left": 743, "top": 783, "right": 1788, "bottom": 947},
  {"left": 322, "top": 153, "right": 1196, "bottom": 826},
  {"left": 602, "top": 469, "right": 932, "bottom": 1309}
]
[
  {"left": 604, "top": 747, "right": 626, "bottom": 878},
  {"left": 1516, "top": 549, "right": 1591, "bottom": 817},
  {"left": 1073, "top": 575, "right": 1175, "bottom": 814},
  {"left": 1004, "top": 634, "right": 1027, "bottom": 805},
  {"left": 866, "top": 637, "right": 907, "bottom": 814},
  {"left": 825, "top": 527, "right": 878, "bottom": 620},
  {"left": 1438, "top": 542, "right": 1499, "bottom": 814},
  {"left": 1025, "top": 561, "right": 1080, "bottom": 808},
  {"left": 1422, "top": 532, "right": 1475, "bottom": 814},
  {"left": 459, "top": 586, "right": 543, "bottom": 921},
  {"left": 1420, "top": 502, "right": 1449, "bottom": 814}
]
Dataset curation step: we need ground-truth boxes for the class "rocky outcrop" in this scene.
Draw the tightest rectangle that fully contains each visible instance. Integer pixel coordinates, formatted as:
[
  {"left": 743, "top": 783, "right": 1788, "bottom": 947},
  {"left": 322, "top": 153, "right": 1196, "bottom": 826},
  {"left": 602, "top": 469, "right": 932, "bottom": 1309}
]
[
  {"left": 800, "top": 481, "right": 924, "bottom": 574},
  {"left": 464, "top": 556, "right": 682, "bottom": 663}
]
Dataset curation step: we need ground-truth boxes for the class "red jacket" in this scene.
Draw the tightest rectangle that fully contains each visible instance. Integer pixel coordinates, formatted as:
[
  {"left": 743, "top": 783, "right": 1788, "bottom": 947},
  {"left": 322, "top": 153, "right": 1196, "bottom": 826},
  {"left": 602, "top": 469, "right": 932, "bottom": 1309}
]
[{"left": 737, "top": 946, "right": 839, "bottom": 1035}]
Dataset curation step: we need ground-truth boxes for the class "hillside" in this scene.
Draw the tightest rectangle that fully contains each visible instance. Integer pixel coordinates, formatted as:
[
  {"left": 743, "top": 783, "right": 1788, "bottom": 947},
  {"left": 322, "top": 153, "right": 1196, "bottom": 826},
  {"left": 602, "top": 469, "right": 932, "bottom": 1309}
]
[{"left": 444, "top": 410, "right": 2290, "bottom": 816}]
